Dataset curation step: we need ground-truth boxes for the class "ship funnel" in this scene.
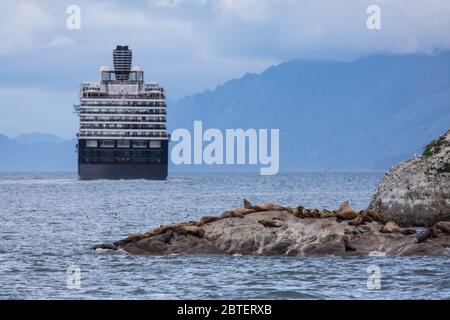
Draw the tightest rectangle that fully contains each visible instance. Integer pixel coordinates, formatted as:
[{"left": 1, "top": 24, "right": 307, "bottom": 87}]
[{"left": 113, "top": 45, "right": 132, "bottom": 81}]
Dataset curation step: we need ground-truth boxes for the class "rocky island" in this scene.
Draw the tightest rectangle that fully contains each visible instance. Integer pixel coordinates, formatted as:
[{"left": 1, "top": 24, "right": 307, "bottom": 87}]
[
  {"left": 370, "top": 129, "right": 450, "bottom": 227},
  {"left": 93, "top": 130, "right": 450, "bottom": 257},
  {"left": 92, "top": 199, "right": 450, "bottom": 256}
]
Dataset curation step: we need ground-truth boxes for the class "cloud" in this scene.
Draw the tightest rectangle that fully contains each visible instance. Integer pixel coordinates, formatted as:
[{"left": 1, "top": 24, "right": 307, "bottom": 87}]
[
  {"left": 1, "top": 0, "right": 450, "bottom": 136},
  {"left": 148, "top": 0, "right": 208, "bottom": 8},
  {"left": 0, "top": 2, "right": 54, "bottom": 55},
  {"left": 1, "top": 1, "right": 450, "bottom": 98},
  {"left": 42, "top": 35, "right": 76, "bottom": 48},
  {"left": 212, "top": 0, "right": 274, "bottom": 22}
]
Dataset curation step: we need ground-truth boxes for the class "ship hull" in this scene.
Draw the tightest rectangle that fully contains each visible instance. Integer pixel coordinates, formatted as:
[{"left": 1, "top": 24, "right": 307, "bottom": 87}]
[
  {"left": 78, "top": 163, "right": 168, "bottom": 180},
  {"left": 77, "top": 139, "right": 169, "bottom": 180}
]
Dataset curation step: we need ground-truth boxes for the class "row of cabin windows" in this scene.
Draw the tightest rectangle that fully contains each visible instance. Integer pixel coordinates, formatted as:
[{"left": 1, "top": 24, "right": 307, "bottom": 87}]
[
  {"left": 86, "top": 140, "right": 162, "bottom": 149},
  {"left": 81, "top": 116, "right": 166, "bottom": 121},
  {"left": 82, "top": 158, "right": 163, "bottom": 164},
  {"left": 82, "top": 149, "right": 165, "bottom": 158},
  {"left": 80, "top": 101, "right": 165, "bottom": 106}
]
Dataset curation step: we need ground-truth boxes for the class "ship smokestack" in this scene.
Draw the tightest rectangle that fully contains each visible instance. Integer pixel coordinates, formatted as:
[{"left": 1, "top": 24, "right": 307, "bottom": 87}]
[{"left": 113, "top": 45, "right": 132, "bottom": 81}]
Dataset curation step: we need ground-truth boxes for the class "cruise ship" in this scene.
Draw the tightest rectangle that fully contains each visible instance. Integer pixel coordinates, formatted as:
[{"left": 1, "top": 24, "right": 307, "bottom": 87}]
[{"left": 74, "top": 45, "right": 168, "bottom": 180}]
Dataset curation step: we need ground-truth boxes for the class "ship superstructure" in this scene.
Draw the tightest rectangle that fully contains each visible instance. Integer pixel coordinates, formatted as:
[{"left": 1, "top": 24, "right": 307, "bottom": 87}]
[{"left": 75, "top": 45, "right": 168, "bottom": 180}]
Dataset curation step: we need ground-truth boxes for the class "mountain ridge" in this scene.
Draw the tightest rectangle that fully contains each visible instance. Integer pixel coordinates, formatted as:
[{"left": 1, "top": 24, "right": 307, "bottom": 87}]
[{"left": 169, "top": 51, "right": 450, "bottom": 171}]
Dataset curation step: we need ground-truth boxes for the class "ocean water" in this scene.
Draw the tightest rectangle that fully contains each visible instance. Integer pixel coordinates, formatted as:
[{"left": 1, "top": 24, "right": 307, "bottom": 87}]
[{"left": 0, "top": 172, "right": 449, "bottom": 300}]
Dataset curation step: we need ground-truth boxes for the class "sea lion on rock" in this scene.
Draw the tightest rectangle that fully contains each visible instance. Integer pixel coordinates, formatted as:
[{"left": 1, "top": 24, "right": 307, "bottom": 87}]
[
  {"left": 294, "top": 206, "right": 305, "bottom": 218},
  {"left": 379, "top": 222, "right": 416, "bottom": 235},
  {"left": 159, "top": 229, "right": 174, "bottom": 244},
  {"left": 177, "top": 225, "right": 205, "bottom": 238},
  {"left": 348, "top": 214, "right": 365, "bottom": 226},
  {"left": 336, "top": 201, "right": 359, "bottom": 221},
  {"left": 303, "top": 209, "right": 321, "bottom": 218},
  {"left": 320, "top": 210, "right": 337, "bottom": 219},
  {"left": 234, "top": 208, "right": 257, "bottom": 215},
  {"left": 400, "top": 228, "right": 417, "bottom": 235},
  {"left": 199, "top": 216, "right": 222, "bottom": 225},
  {"left": 379, "top": 222, "right": 401, "bottom": 233},
  {"left": 416, "top": 228, "right": 439, "bottom": 243},
  {"left": 220, "top": 210, "right": 240, "bottom": 219},
  {"left": 436, "top": 221, "right": 450, "bottom": 234},
  {"left": 258, "top": 219, "right": 282, "bottom": 228},
  {"left": 243, "top": 199, "right": 252, "bottom": 209},
  {"left": 362, "top": 210, "right": 385, "bottom": 224},
  {"left": 250, "top": 203, "right": 286, "bottom": 212}
]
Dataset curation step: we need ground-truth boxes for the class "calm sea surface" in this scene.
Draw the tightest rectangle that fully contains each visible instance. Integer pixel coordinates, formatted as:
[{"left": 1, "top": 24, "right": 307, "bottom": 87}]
[{"left": 0, "top": 172, "right": 448, "bottom": 299}]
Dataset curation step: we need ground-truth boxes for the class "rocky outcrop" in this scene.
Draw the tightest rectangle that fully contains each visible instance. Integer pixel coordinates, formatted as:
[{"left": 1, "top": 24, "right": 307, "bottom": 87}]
[
  {"left": 96, "top": 200, "right": 450, "bottom": 256},
  {"left": 369, "top": 129, "right": 450, "bottom": 227}
]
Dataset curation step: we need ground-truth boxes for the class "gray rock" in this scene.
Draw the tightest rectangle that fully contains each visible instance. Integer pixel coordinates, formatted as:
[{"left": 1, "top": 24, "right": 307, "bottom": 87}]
[
  {"left": 369, "top": 129, "right": 450, "bottom": 227},
  {"left": 116, "top": 210, "right": 450, "bottom": 256}
]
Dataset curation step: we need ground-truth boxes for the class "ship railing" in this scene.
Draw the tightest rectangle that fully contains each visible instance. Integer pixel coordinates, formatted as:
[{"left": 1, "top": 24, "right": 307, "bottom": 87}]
[
  {"left": 80, "top": 102, "right": 166, "bottom": 107},
  {"left": 80, "top": 119, "right": 166, "bottom": 123},
  {"left": 79, "top": 110, "right": 167, "bottom": 115},
  {"left": 78, "top": 132, "right": 169, "bottom": 138},
  {"left": 80, "top": 125, "right": 167, "bottom": 130},
  {"left": 82, "top": 94, "right": 165, "bottom": 100}
]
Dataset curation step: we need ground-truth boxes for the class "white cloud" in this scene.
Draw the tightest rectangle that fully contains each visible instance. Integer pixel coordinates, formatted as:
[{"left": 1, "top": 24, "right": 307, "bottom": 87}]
[
  {"left": 0, "top": 2, "right": 54, "bottom": 55},
  {"left": 149, "top": 0, "right": 184, "bottom": 8},
  {"left": 148, "top": 0, "right": 208, "bottom": 8},
  {"left": 213, "top": 0, "right": 274, "bottom": 22},
  {"left": 42, "top": 35, "right": 76, "bottom": 48}
]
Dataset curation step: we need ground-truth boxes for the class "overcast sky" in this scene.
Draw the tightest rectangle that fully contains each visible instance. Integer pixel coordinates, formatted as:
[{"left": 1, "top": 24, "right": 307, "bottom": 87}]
[{"left": 1, "top": 0, "right": 450, "bottom": 138}]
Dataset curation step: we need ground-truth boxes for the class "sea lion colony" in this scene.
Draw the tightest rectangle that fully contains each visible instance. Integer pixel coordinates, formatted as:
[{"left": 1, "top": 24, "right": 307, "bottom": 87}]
[{"left": 102, "top": 199, "right": 449, "bottom": 251}]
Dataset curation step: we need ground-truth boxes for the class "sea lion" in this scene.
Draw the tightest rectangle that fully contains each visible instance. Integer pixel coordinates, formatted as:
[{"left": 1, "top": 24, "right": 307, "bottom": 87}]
[
  {"left": 379, "top": 222, "right": 401, "bottom": 233},
  {"left": 320, "top": 210, "right": 337, "bottom": 219},
  {"left": 159, "top": 229, "right": 174, "bottom": 244},
  {"left": 251, "top": 203, "right": 286, "bottom": 212},
  {"left": 234, "top": 208, "right": 257, "bottom": 215},
  {"left": 177, "top": 225, "right": 205, "bottom": 238},
  {"left": 219, "top": 210, "right": 236, "bottom": 219},
  {"left": 348, "top": 214, "right": 365, "bottom": 226},
  {"left": 379, "top": 222, "right": 416, "bottom": 235},
  {"left": 243, "top": 199, "right": 252, "bottom": 209},
  {"left": 113, "top": 232, "right": 148, "bottom": 247},
  {"left": 362, "top": 210, "right": 385, "bottom": 224},
  {"left": 436, "top": 221, "right": 450, "bottom": 234},
  {"left": 294, "top": 206, "right": 305, "bottom": 218},
  {"left": 199, "top": 216, "right": 222, "bottom": 225},
  {"left": 358, "top": 210, "right": 373, "bottom": 223},
  {"left": 416, "top": 228, "right": 438, "bottom": 243},
  {"left": 399, "top": 228, "right": 417, "bottom": 235},
  {"left": 336, "top": 201, "right": 359, "bottom": 221},
  {"left": 258, "top": 219, "right": 282, "bottom": 228},
  {"left": 303, "top": 209, "right": 321, "bottom": 218}
]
